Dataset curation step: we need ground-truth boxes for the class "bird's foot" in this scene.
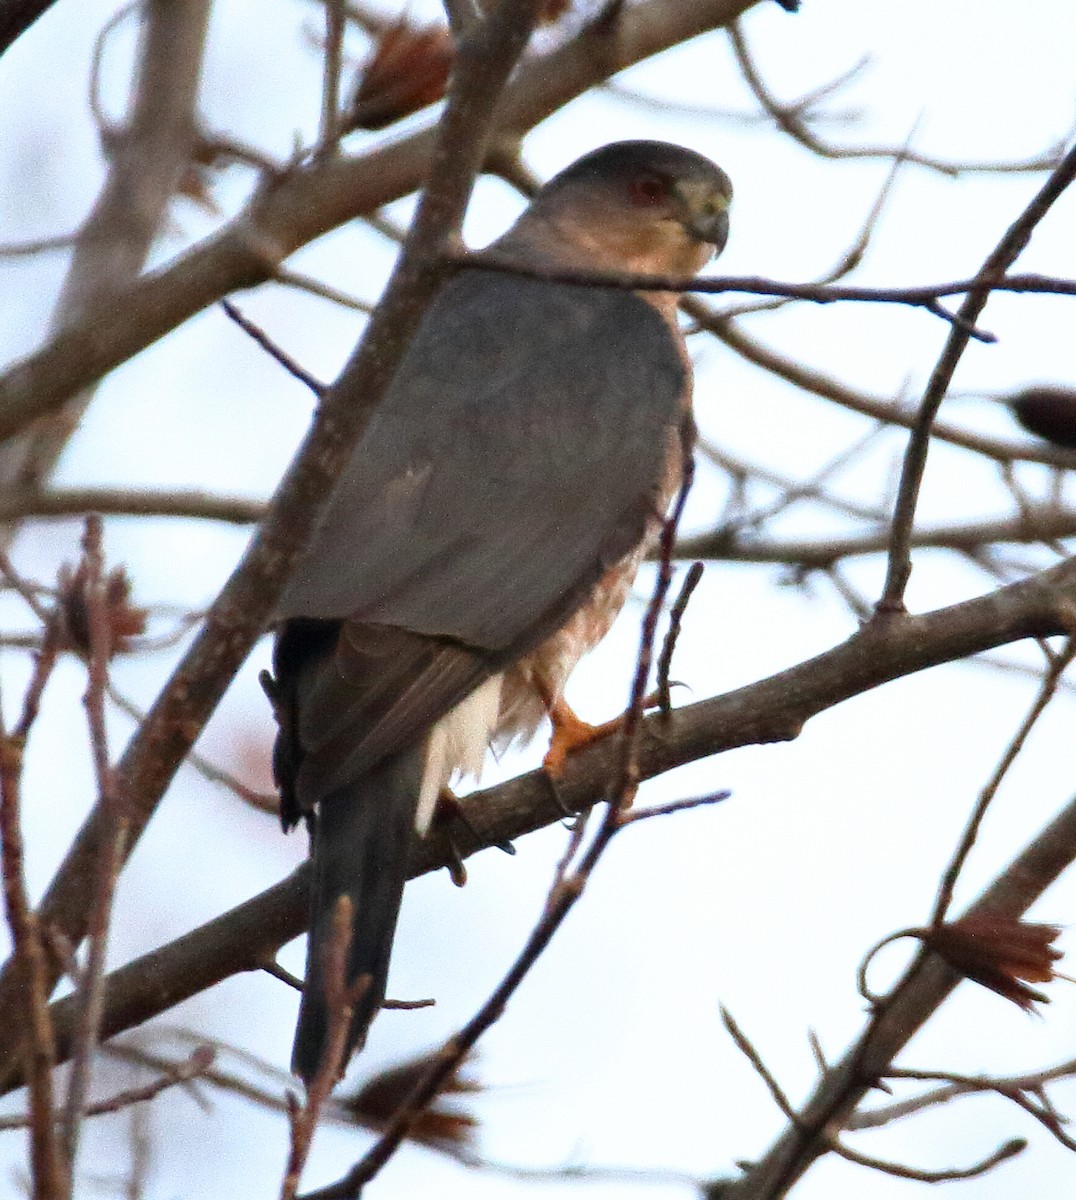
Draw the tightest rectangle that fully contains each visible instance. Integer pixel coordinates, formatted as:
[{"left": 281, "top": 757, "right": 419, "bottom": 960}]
[
  {"left": 432, "top": 789, "right": 515, "bottom": 887},
  {"left": 542, "top": 693, "right": 663, "bottom": 776}
]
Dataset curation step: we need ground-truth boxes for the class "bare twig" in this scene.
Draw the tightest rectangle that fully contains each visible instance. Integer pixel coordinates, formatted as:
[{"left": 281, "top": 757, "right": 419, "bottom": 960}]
[
  {"left": 273, "top": 268, "right": 375, "bottom": 313},
  {"left": 676, "top": 506, "right": 1076, "bottom": 568},
  {"left": 0, "top": 1047, "right": 215, "bottom": 1131},
  {"left": 280, "top": 899, "right": 365, "bottom": 1200},
  {"left": 0, "top": 486, "right": 265, "bottom": 526},
  {"left": 104, "top": 684, "right": 278, "bottom": 816},
  {"left": 317, "top": 0, "right": 346, "bottom": 155},
  {"left": 451, "top": 250, "right": 1076, "bottom": 323},
  {"left": 0, "top": 654, "right": 65, "bottom": 1196},
  {"left": 878, "top": 140, "right": 1076, "bottom": 612},
  {"left": 932, "top": 639, "right": 1076, "bottom": 924},
  {"left": 220, "top": 300, "right": 327, "bottom": 396},
  {"left": 0, "top": 233, "right": 78, "bottom": 258},
  {"left": 830, "top": 1136, "right": 1024, "bottom": 1183},
  {"left": 851, "top": 1058, "right": 1076, "bottom": 1131},
  {"left": 728, "top": 19, "right": 1068, "bottom": 177},
  {"left": 0, "top": 549, "right": 53, "bottom": 624},
  {"left": 60, "top": 517, "right": 128, "bottom": 1182},
  {"left": 655, "top": 561, "right": 704, "bottom": 717}
]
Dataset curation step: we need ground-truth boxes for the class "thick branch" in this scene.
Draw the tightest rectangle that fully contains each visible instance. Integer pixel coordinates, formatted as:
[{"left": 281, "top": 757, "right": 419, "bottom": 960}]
[
  {"left": 0, "top": 487, "right": 265, "bottom": 525},
  {"left": 0, "top": 0, "right": 212, "bottom": 501},
  {"left": 0, "top": 0, "right": 762, "bottom": 448},
  {"left": 0, "top": 0, "right": 60, "bottom": 58},
  {"left": 721, "top": 789, "right": 1076, "bottom": 1199},
  {"left": 5, "top": 553, "right": 1076, "bottom": 1090}
]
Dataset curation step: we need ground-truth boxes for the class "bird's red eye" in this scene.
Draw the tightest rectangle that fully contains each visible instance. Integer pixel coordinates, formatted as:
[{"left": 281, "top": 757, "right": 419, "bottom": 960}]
[{"left": 628, "top": 173, "right": 667, "bottom": 206}]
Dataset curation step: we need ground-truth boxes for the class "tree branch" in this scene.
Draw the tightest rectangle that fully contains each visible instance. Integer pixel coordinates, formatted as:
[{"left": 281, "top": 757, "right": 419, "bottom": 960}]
[
  {"left": 878, "top": 139, "right": 1076, "bottom": 610},
  {"left": 675, "top": 506, "right": 1076, "bottom": 568},
  {"left": 0, "top": 0, "right": 763, "bottom": 449},
  {"left": 685, "top": 303, "right": 1076, "bottom": 471},
  {"left": 0, "top": 0, "right": 544, "bottom": 1082},
  {"left": 5, "top": 551, "right": 1076, "bottom": 1092},
  {"left": 720, "top": 786, "right": 1076, "bottom": 1198},
  {"left": 0, "top": 0, "right": 212, "bottom": 506}
]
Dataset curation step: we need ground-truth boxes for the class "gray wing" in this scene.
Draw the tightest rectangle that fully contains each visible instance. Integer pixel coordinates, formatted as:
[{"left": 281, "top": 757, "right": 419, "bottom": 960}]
[{"left": 277, "top": 269, "right": 688, "bottom": 648}]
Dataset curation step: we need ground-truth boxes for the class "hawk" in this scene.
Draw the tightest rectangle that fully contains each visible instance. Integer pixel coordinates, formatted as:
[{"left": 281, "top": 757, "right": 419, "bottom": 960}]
[{"left": 265, "top": 140, "right": 732, "bottom": 1082}]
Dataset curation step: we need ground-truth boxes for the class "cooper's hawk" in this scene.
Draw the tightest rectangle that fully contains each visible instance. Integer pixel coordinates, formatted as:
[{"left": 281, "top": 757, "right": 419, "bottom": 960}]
[{"left": 266, "top": 140, "right": 732, "bottom": 1083}]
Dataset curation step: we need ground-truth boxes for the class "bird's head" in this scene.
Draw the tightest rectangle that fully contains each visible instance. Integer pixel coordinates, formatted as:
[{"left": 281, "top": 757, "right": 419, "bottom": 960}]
[{"left": 508, "top": 140, "right": 732, "bottom": 277}]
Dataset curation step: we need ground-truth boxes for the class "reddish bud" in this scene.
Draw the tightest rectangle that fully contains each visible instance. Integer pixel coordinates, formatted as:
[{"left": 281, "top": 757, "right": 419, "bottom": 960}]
[
  {"left": 340, "top": 1051, "right": 481, "bottom": 1151},
  {"left": 56, "top": 561, "right": 147, "bottom": 657},
  {"left": 349, "top": 20, "right": 454, "bottom": 131},
  {"left": 920, "top": 916, "right": 1063, "bottom": 1011}
]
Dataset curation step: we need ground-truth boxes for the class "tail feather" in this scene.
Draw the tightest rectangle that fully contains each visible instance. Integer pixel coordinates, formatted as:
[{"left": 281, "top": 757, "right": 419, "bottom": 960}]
[{"left": 291, "top": 745, "right": 425, "bottom": 1084}]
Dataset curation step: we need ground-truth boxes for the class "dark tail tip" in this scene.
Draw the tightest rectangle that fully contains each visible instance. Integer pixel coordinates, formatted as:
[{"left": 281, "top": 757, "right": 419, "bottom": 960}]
[{"left": 290, "top": 748, "right": 424, "bottom": 1085}]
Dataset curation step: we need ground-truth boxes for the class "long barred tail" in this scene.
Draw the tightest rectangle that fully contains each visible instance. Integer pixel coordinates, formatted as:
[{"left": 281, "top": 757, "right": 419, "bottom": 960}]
[{"left": 291, "top": 746, "right": 424, "bottom": 1084}]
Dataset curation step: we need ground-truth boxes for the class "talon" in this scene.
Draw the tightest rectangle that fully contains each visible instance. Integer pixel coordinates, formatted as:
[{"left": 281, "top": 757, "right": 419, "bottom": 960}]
[
  {"left": 542, "top": 692, "right": 665, "bottom": 776},
  {"left": 430, "top": 788, "right": 469, "bottom": 886}
]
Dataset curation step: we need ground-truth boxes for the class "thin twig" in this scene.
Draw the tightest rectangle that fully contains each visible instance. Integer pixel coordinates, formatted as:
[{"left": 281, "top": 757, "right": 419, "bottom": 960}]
[
  {"left": 0, "top": 1047, "right": 215, "bottom": 1130},
  {"left": 104, "top": 683, "right": 279, "bottom": 816},
  {"left": 61, "top": 518, "right": 128, "bottom": 1180},
  {"left": 452, "top": 250, "right": 1076, "bottom": 321},
  {"left": 932, "top": 638, "right": 1076, "bottom": 925},
  {"left": 0, "top": 486, "right": 265, "bottom": 526},
  {"left": 0, "top": 233, "right": 78, "bottom": 257},
  {"left": 0, "top": 660, "right": 65, "bottom": 1196},
  {"left": 878, "top": 140, "right": 1076, "bottom": 612},
  {"left": 852, "top": 1058, "right": 1076, "bottom": 1131},
  {"left": 274, "top": 268, "right": 375, "bottom": 313},
  {"left": 317, "top": 0, "right": 346, "bottom": 155},
  {"left": 281, "top": 899, "right": 366, "bottom": 1200},
  {"left": 728, "top": 18, "right": 1067, "bottom": 177},
  {"left": 220, "top": 300, "right": 327, "bottom": 396},
  {"left": 831, "top": 1136, "right": 1025, "bottom": 1182}
]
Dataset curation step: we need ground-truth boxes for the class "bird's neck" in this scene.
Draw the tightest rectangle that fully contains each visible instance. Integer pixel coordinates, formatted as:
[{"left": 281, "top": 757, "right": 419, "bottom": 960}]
[{"left": 492, "top": 212, "right": 707, "bottom": 320}]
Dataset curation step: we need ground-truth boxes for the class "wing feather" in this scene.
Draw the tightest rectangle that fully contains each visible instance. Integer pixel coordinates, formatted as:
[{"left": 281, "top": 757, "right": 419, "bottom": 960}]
[{"left": 275, "top": 269, "right": 688, "bottom": 794}]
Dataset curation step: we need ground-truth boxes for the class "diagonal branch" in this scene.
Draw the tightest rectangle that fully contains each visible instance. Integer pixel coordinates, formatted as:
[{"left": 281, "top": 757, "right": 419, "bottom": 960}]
[
  {"left": 0, "top": 0, "right": 763, "bottom": 449},
  {"left": 719, "top": 787, "right": 1076, "bottom": 1199},
  {"left": 878, "top": 139, "right": 1076, "bottom": 610},
  {"left": 675, "top": 506, "right": 1076, "bottom": 568},
  {"left": 0, "top": 0, "right": 212, "bottom": 513},
  {"left": 0, "top": 0, "right": 544, "bottom": 1082}
]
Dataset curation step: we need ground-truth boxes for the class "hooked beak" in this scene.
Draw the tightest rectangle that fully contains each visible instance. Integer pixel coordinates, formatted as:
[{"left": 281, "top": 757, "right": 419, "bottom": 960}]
[{"left": 674, "top": 178, "right": 731, "bottom": 254}]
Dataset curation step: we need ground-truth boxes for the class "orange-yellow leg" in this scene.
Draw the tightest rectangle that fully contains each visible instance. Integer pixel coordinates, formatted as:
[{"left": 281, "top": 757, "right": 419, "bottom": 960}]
[{"left": 542, "top": 694, "right": 663, "bottom": 776}]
